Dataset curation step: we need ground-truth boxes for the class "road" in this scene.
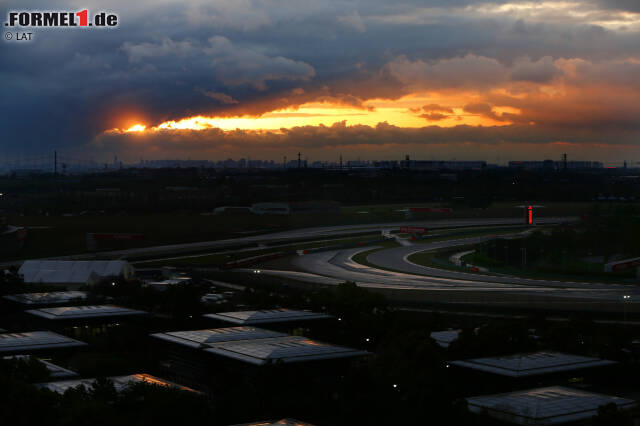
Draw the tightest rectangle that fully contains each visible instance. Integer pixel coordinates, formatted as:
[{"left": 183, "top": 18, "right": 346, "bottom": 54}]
[
  {"left": 1, "top": 216, "right": 575, "bottom": 267},
  {"left": 252, "top": 227, "right": 640, "bottom": 305}
]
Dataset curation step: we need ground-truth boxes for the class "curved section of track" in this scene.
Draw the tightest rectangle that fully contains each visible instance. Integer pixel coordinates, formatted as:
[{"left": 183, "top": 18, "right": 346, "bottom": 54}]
[{"left": 255, "top": 222, "right": 640, "bottom": 303}]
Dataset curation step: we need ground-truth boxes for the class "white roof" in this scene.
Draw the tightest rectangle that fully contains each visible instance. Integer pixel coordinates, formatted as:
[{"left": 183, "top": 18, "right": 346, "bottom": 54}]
[
  {"left": 204, "top": 309, "right": 331, "bottom": 325},
  {"left": 18, "top": 260, "right": 133, "bottom": 284},
  {"left": 37, "top": 373, "right": 196, "bottom": 394},
  {"left": 151, "top": 327, "right": 287, "bottom": 348},
  {"left": 26, "top": 305, "right": 146, "bottom": 320},
  {"left": 203, "top": 336, "right": 369, "bottom": 365},
  {"left": 430, "top": 330, "right": 460, "bottom": 348},
  {"left": 4, "top": 291, "right": 87, "bottom": 305},
  {"left": 0, "top": 331, "right": 86, "bottom": 353},
  {"left": 231, "top": 419, "right": 314, "bottom": 426},
  {"left": 4, "top": 355, "right": 78, "bottom": 378},
  {"left": 467, "top": 386, "right": 636, "bottom": 425},
  {"left": 450, "top": 351, "right": 616, "bottom": 377}
]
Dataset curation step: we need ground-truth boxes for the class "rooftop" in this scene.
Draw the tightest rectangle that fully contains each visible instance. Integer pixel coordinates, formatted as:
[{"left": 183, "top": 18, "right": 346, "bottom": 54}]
[
  {"left": 230, "top": 419, "right": 314, "bottom": 426},
  {"left": 467, "top": 386, "right": 636, "bottom": 425},
  {"left": 4, "top": 355, "right": 78, "bottom": 378},
  {"left": 4, "top": 291, "right": 88, "bottom": 305},
  {"left": 151, "top": 327, "right": 287, "bottom": 348},
  {"left": 450, "top": 351, "right": 616, "bottom": 377},
  {"left": 203, "top": 309, "right": 331, "bottom": 325},
  {"left": 204, "top": 336, "right": 369, "bottom": 365},
  {"left": 25, "top": 305, "right": 147, "bottom": 320},
  {"left": 430, "top": 330, "right": 460, "bottom": 348},
  {"left": 0, "top": 331, "right": 86, "bottom": 353},
  {"left": 18, "top": 260, "right": 134, "bottom": 284},
  {"left": 36, "top": 373, "right": 197, "bottom": 394}
]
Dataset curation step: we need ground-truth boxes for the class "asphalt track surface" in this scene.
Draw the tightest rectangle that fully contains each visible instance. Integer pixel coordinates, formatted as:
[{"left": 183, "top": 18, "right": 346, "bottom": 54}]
[{"left": 252, "top": 219, "right": 640, "bottom": 303}]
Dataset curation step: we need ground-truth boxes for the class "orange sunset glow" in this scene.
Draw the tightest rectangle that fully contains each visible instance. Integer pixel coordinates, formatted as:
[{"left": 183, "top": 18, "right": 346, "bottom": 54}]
[{"left": 110, "top": 94, "right": 519, "bottom": 134}]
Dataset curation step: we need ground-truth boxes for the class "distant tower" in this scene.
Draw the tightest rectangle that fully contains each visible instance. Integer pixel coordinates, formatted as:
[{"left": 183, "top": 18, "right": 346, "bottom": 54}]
[
  {"left": 298, "top": 152, "right": 301, "bottom": 169},
  {"left": 339, "top": 154, "right": 343, "bottom": 169},
  {"left": 284, "top": 155, "right": 287, "bottom": 169},
  {"left": 54, "top": 150, "right": 57, "bottom": 174},
  {"left": 562, "top": 153, "right": 567, "bottom": 171}
]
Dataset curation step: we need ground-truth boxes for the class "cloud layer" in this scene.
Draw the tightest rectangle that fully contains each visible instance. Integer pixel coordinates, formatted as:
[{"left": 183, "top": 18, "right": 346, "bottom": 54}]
[{"left": 1, "top": 0, "right": 639, "bottom": 162}]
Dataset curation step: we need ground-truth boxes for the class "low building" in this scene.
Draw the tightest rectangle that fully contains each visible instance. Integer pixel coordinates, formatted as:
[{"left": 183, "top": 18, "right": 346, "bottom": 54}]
[
  {"left": 467, "top": 386, "right": 635, "bottom": 425},
  {"left": 151, "top": 327, "right": 287, "bottom": 349},
  {"left": 203, "top": 336, "right": 369, "bottom": 365},
  {"left": 203, "top": 309, "right": 331, "bottom": 325},
  {"left": 230, "top": 419, "right": 314, "bottom": 426},
  {"left": 18, "top": 260, "right": 135, "bottom": 287},
  {"left": 4, "top": 291, "right": 88, "bottom": 305},
  {"left": 430, "top": 330, "right": 461, "bottom": 348},
  {"left": 450, "top": 351, "right": 616, "bottom": 378},
  {"left": 4, "top": 355, "right": 78, "bottom": 378},
  {"left": 0, "top": 331, "right": 86, "bottom": 353},
  {"left": 25, "top": 305, "right": 147, "bottom": 321},
  {"left": 36, "top": 373, "right": 197, "bottom": 394}
]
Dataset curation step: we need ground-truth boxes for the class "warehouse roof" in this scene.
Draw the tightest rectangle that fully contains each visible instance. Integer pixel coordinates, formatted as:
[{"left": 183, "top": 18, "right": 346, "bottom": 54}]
[
  {"left": 4, "top": 355, "right": 78, "bottom": 378},
  {"left": 204, "top": 309, "right": 331, "bottom": 325},
  {"left": 450, "top": 351, "right": 615, "bottom": 377},
  {"left": 0, "top": 331, "right": 86, "bottom": 353},
  {"left": 37, "top": 373, "right": 197, "bottom": 394},
  {"left": 18, "top": 260, "right": 134, "bottom": 284},
  {"left": 230, "top": 419, "right": 315, "bottom": 426},
  {"left": 26, "top": 305, "right": 146, "bottom": 320},
  {"left": 430, "top": 330, "right": 460, "bottom": 348},
  {"left": 467, "top": 386, "right": 635, "bottom": 425},
  {"left": 4, "top": 291, "right": 87, "bottom": 305},
  {"left": 204, "top": 336, "right": 369, "bottom": 365},
  {"left": 151, "top": 327, "right": 287, "bottom": 348}
]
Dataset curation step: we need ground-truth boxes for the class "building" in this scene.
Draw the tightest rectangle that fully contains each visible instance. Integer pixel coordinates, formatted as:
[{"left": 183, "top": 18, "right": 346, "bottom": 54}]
[
  {"left": 203, "top": 336, "right": 369, "bottom": 365},
  {"left": 466, "top": 386, "right": 635, "bottom": 425},
  {"left": 4, "top": 355, "right": 78, "bottom": 378},
  {"left": 36, "top": 373, "right": 197, "bottom": 394},
  {"left": 18, "top": 260, "right": 135, "bottom": 287},
  {"left": 230, "top": 419, "right": 314, "bottom": 426},
  {"left": 0, "top": 331, "right": 86, "bottom": 353},
  {"left": 203, "top": 309, "right": 332, "bottom": 325},
  {"left": 430, "top": 330, "right": 461, "bottom": 348},
  {"left": 450, "top": 351, "right": 616, "bottom": 378},
  {"left": 3, "top": 291, "right": 88, "bottom": 305},
  {"left": 151, "top": 327, "right": 287, "bottom": 348},
  {"left": 25, "top": 305, "right": 147, "bottom": 321}
]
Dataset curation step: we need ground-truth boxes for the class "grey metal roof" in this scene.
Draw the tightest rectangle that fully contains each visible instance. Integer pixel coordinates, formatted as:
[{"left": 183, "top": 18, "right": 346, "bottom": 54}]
[
  {"left": 467, "top": 386, "right": 636, "bottom": 425},
  {"left": 4, "top": 355, "right": 78, "bottom": 378},
  {"left": 4, "top": 291, "right": 88, "bottom": 305},
  {"left": 18, "top": 260, "right": 134, "bottom": 284},
  {"left": 230, "top": 419, "right": 315, "bottom": 426},
  {"left": 430, "top": 330, "right": 460, "bottom": 348},
  {"left": 203, "top": 336, "right": 369, "bottom": 365},
  {"left": 0, "top": 331, "right": 86, "bottom": 353},
  {"left": 450, "top": 351, "right": 616, "bottom": 377},
  {"left": 25, "top": 305, "right": 147, "bottom": 320},
  {"left": 151, "top": 327, "right": 288, "bottom": 348},
  {"left": 36, "top": 373, "right": 197, "bottom": 394},
  {"left": 203, "top": 309, "right": 331, "bottom": 325}
]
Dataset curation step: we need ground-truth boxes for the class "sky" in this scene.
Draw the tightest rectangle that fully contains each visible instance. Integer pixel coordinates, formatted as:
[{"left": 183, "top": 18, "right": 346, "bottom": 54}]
[{"left": 1, "top": 0, "right": 639, "bottom": 164}]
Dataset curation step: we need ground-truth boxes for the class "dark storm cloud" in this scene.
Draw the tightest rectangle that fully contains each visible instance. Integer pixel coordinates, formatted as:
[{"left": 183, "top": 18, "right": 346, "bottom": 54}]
[{"left": 1, "top": 0, "right": 639, "bottom": 158}]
